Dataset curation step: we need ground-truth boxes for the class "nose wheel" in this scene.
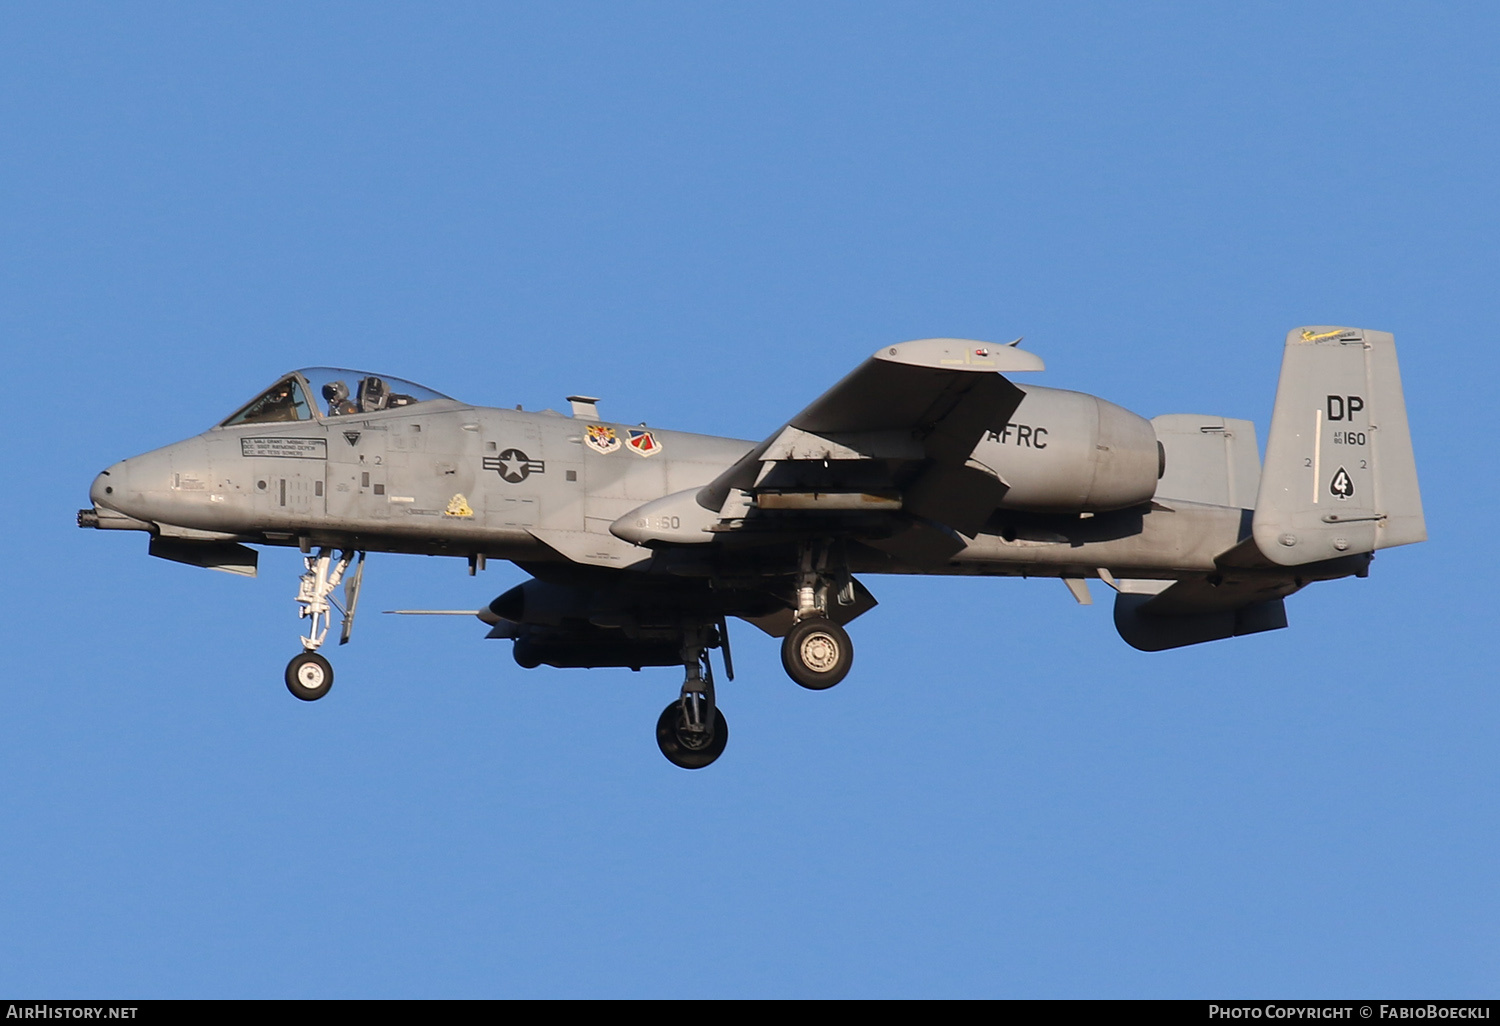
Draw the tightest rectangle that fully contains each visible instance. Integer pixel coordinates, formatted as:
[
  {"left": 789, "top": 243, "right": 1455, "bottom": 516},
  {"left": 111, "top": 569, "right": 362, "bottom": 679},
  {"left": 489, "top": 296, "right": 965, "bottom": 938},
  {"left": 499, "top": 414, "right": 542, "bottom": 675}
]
[
  {"left": 656, "top": 699, "right": 728, "bottom": 769},
  {"left": 285, "top": 651, "right": 333, "bottom": 701}
]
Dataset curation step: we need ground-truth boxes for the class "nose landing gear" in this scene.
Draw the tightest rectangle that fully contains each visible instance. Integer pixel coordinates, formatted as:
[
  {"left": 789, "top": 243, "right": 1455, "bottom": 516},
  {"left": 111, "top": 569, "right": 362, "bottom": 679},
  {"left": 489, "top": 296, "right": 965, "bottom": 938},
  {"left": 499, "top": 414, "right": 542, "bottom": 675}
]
[
  {"left": 656, "top": 625, "right": 731, "bottom": 769},
  {"left": 283, "top": 548, "right": 365, "bottom": 701}
]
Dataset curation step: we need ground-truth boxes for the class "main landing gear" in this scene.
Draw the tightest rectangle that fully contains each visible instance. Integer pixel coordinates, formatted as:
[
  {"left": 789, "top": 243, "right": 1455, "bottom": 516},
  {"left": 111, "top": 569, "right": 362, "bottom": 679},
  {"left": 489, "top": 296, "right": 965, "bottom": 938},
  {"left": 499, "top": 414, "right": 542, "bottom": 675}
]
[
  {"left": 656, "top": 624, "right": 732, "bottom": 769},
  {"left": 779, "top": 541, "right": 855, "bottom": 690},
  {"left": 283, "top": 547, "right": 365, "bottom": 701}
]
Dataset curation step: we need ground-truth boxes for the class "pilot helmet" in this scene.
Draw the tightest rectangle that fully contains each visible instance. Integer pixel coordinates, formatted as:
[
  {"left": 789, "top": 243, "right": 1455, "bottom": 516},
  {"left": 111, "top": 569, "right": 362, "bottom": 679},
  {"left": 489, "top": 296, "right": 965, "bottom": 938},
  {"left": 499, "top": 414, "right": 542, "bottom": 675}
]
[{"left": 322, "top": 380, "right": 349, "bottom": 403}]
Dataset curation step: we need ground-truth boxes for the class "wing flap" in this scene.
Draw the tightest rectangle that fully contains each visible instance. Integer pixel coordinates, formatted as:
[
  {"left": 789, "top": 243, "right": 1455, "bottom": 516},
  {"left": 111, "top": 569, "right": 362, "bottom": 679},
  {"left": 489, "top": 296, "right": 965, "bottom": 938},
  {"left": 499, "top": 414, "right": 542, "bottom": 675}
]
[{"left": 902, "top": 458, "right": 1009, "bottom": 538}]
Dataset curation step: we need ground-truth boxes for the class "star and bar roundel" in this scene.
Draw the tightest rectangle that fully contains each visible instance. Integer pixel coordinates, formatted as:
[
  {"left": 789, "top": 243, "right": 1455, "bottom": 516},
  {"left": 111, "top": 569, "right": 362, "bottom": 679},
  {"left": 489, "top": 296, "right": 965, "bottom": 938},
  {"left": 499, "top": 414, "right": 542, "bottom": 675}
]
[{"left": 483, "top": 448, "right": 545, "bottom": 484}]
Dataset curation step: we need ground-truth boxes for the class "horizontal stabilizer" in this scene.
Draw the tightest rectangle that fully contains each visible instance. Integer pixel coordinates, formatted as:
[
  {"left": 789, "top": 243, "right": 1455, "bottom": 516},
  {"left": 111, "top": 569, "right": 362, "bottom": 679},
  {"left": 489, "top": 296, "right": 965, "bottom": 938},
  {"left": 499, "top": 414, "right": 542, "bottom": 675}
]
[
  {"left": 1104, "top": 562, "right": 1305, "bottom": 651},
  {"left": 1114, "top": 592, "right": 1287, "bottom": 652}
]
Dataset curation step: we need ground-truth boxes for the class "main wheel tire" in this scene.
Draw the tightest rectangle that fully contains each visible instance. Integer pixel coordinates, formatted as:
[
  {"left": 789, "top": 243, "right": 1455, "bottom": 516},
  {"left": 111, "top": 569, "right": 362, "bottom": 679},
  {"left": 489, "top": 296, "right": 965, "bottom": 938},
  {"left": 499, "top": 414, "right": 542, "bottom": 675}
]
[
  {"left": 655, "top": 700, "right": 728, "bottom": 769},
  {"left": 781, "top": 617, "right": 852, "bottom": 690},
  {"left": 285, "top": 651, "right": 334, "bottom": 702}
]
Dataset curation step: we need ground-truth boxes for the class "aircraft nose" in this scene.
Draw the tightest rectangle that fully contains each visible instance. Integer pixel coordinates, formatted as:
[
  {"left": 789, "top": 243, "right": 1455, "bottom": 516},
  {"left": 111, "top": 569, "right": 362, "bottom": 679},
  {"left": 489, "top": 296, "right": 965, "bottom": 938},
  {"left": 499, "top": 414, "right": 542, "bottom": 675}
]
[{"left": 90, "top": 462, "right": 127, "bottom": 510}]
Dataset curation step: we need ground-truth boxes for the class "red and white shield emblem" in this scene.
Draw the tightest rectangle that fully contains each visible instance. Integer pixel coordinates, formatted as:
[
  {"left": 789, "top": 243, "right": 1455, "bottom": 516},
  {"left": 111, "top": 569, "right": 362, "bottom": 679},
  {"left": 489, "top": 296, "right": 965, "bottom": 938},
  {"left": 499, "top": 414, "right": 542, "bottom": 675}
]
[{"left": 626, "top": 429, "right": 662, "bottom": 457}]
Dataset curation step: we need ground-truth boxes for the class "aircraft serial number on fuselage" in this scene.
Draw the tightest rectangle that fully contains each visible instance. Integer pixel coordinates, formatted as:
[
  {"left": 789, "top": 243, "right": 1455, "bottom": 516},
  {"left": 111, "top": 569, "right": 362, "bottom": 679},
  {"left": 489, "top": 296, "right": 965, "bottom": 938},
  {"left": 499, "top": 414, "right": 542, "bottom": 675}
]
[{"left": 1332, "top": 431, "right": 1367, "bottom": 445}]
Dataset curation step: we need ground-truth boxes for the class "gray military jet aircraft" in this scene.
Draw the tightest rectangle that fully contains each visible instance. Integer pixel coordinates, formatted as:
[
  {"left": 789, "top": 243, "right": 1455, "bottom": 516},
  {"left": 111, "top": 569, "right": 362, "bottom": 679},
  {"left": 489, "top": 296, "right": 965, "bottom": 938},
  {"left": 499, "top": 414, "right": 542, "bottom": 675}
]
[{"left": 81, "top": 328, "right": 1424, "bottom": 768}]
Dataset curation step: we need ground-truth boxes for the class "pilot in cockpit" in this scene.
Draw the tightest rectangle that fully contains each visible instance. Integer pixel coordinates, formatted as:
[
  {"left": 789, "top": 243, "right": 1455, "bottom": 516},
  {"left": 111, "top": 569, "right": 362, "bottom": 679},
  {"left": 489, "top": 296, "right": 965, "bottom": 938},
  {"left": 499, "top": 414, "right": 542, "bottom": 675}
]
[{"left": 322, "top": 380, "right": 358, "bottom": 417}]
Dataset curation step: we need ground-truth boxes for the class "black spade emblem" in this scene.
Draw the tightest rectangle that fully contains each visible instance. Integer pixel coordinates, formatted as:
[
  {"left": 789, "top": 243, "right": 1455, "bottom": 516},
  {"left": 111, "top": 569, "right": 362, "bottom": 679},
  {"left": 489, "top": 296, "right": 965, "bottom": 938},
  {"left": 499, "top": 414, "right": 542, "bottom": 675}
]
[{"left": 1330, "top": 466, "right": 1354, "bottom": 501}]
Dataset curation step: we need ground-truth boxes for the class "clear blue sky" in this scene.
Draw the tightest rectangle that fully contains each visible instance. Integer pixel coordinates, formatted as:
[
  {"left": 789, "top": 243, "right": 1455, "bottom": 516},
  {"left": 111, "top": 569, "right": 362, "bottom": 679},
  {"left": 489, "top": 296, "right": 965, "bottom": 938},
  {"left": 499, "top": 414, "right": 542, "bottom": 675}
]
[{"left": 2, "top": 2, "right": 1494, "bottom": 998}]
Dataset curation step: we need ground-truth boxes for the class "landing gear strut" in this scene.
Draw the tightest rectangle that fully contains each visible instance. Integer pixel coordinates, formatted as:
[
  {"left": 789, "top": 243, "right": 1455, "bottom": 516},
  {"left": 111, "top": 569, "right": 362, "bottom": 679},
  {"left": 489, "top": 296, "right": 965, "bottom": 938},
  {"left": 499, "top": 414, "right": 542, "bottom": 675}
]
[
  {"left": 656, "top": 626, "right": 730, "bottom": 769},
  {"left": 283, "top": 547, "right": 365, "bottom": 701},
  {"left": 780, "top": 540, "right": 855, "bottom": 690}
]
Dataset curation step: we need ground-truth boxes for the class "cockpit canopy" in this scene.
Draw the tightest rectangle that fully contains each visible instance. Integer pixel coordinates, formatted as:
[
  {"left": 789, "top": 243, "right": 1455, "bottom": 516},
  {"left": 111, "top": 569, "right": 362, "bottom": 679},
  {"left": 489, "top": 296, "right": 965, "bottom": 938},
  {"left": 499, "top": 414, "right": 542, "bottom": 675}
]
[{"left": 220, "top": 368, "right": 453, "bottom": 427}]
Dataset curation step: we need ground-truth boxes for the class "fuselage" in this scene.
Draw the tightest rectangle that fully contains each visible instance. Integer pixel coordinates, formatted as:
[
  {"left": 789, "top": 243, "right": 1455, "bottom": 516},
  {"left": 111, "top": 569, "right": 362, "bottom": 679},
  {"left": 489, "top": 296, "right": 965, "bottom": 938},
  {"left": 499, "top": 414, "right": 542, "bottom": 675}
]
[{"left": 87, "top": 368, "right": 1247, "bottom": 581}]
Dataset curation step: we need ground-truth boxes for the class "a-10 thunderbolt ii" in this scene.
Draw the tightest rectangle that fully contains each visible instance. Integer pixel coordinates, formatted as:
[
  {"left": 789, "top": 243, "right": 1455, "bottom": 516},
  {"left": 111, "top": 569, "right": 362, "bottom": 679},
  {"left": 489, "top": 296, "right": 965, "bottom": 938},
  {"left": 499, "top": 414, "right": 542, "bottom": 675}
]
[{"left": 80, "top": 327, "right": 1425, "bottom": 768}]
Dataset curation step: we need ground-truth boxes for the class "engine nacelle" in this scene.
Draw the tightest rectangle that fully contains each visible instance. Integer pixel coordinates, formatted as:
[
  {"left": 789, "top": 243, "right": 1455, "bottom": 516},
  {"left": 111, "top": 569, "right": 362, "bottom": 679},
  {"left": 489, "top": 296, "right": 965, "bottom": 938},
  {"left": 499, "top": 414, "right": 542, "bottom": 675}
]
[{"left": 974, "top": 385, "right": 1161, "bottom": 513}]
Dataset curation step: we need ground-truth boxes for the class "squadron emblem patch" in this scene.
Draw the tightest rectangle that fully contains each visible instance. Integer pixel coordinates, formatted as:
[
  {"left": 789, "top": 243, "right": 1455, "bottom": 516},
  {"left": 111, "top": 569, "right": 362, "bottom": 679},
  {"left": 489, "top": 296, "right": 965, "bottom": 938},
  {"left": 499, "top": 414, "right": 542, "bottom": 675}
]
[
  {"left": 444, "top": 493, "right": 474, "bottom": 517},
  {"left": 585, "top": 424, "right": 621, "bottom": 455},
  {"left": 626, "top": 429, "right": 662, "bottom": 457}
]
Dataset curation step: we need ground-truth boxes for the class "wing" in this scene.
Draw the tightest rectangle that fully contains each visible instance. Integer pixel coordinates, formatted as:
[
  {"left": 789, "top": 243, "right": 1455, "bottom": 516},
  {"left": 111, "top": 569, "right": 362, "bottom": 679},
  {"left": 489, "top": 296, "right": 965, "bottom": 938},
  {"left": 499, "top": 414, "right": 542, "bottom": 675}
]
[{"left": 690, "top": 338, "right": 1044, "bottom": 561}]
